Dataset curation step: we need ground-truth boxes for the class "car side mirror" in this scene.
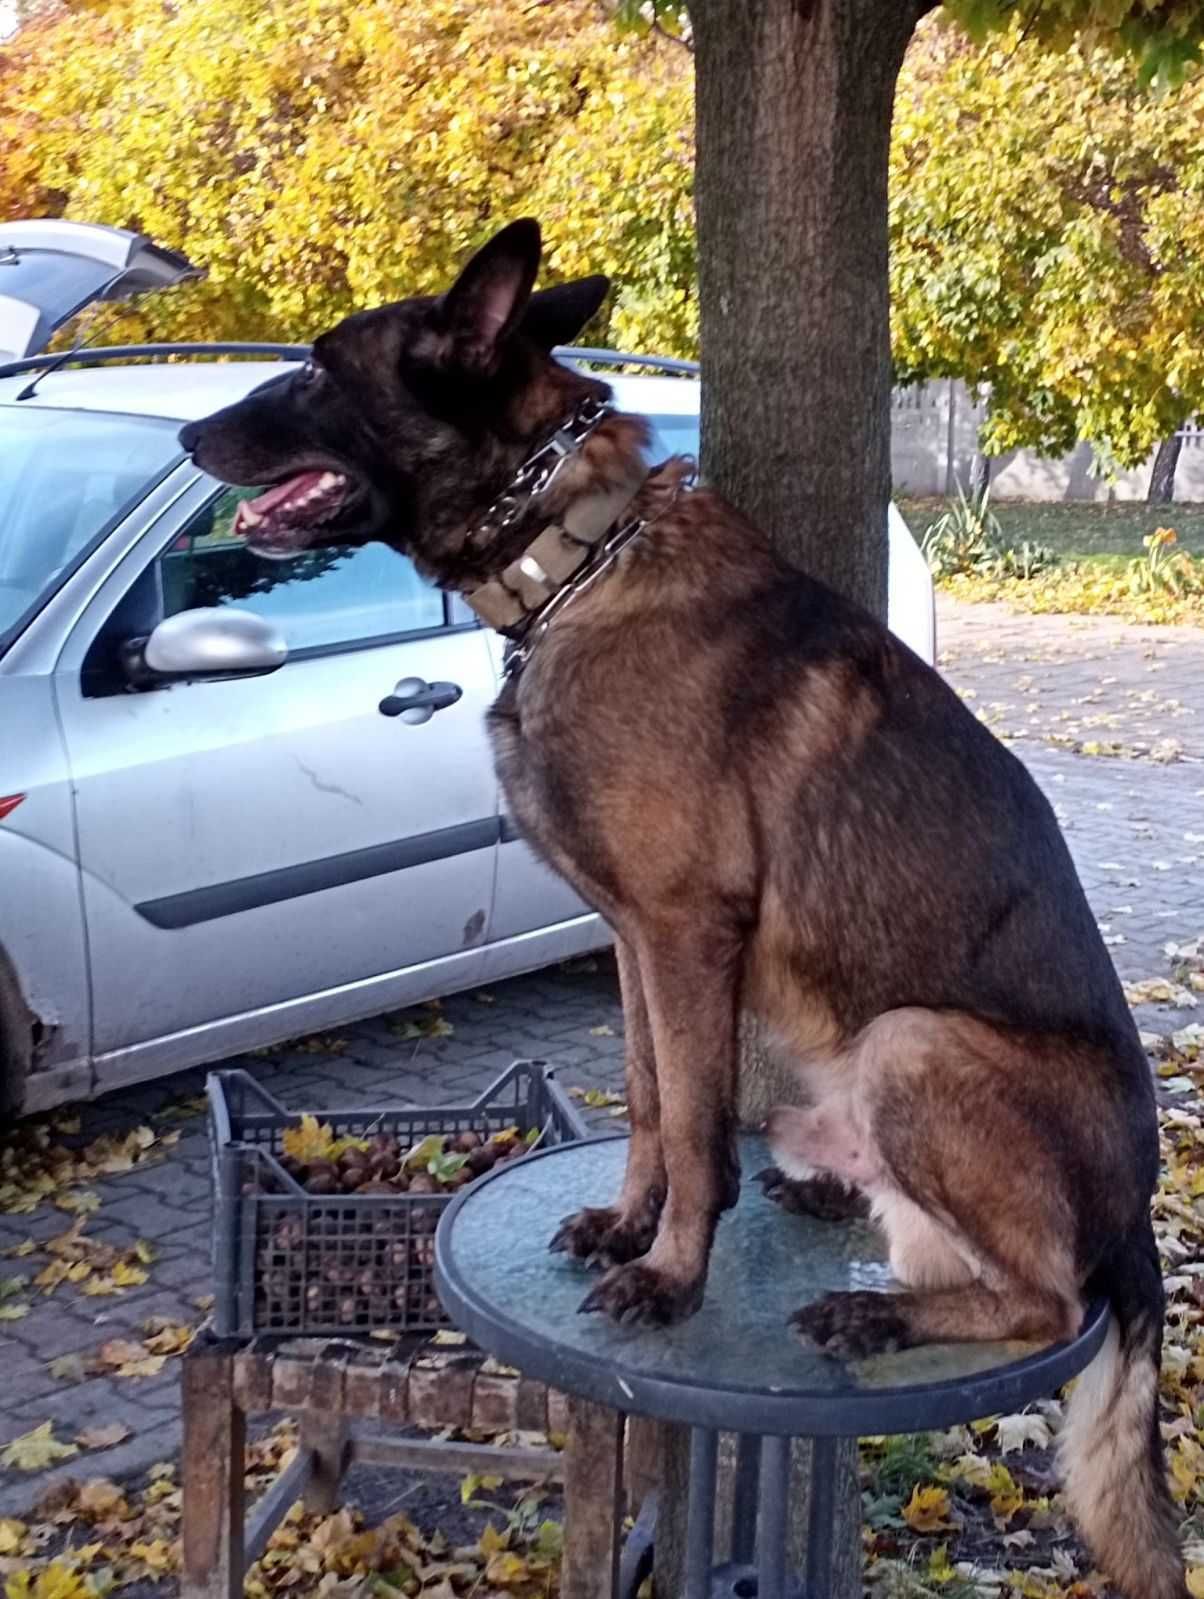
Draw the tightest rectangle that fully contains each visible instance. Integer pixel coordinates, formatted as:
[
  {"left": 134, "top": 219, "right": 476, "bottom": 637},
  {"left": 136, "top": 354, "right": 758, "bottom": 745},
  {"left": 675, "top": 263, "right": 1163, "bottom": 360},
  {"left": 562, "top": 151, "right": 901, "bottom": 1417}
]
[{"left": 122, "top": 607, "right": 288, "bottom": 687}]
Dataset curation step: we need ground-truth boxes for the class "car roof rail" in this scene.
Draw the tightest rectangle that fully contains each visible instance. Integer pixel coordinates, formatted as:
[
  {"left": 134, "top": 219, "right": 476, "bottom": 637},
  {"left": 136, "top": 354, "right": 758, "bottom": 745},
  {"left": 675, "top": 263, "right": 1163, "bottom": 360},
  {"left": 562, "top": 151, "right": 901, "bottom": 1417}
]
[
  {"left": 0, "top": 341, "right": 311, "bottom": 380},
  {"left": 0, "top": 339, "right": 697, "bottom": 383},
  {"left": 555, "top": 346, "right": 700, "bottom": 378}
]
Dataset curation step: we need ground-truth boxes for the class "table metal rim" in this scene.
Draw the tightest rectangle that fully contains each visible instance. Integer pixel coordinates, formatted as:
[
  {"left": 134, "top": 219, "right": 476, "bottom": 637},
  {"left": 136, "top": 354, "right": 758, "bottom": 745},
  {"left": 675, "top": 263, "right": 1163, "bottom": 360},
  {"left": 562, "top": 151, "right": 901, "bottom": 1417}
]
[{"left": 434, "top": 1136, "right": 1111, "bottom": 1437}]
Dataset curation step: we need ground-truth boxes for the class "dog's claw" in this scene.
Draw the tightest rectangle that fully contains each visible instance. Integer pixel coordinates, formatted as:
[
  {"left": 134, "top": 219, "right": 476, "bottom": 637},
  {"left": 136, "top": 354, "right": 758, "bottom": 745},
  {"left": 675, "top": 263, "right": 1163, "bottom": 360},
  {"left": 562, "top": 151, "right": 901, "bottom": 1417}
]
[
  {"left": 790, "top": 1290, "right": 912, "bottom": 1358},
  {"left": 579, "top": 1261, "right": 703, "bottom": 1326},
  {"left": 550, "top": 1204, "right": 659, "bottom": 1269},
  {"left": 756, "top": 1166, "right": 871, "bottom": 1222}
]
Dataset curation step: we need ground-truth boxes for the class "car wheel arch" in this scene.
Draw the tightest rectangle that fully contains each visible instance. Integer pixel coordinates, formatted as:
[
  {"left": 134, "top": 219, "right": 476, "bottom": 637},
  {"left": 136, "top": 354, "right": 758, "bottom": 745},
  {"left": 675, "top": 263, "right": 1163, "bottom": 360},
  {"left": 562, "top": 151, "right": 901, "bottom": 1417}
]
[{"left": 0, "top": 941, "right": 47, "bottom": 1117}]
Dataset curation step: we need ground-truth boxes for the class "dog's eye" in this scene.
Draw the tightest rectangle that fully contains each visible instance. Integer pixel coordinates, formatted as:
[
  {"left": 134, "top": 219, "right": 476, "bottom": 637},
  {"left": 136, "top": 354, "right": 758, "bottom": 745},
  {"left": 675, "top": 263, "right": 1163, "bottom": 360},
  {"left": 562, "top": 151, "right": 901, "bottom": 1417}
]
[{"left": 297, "top": 359, "right": 321, "bottom": 388}]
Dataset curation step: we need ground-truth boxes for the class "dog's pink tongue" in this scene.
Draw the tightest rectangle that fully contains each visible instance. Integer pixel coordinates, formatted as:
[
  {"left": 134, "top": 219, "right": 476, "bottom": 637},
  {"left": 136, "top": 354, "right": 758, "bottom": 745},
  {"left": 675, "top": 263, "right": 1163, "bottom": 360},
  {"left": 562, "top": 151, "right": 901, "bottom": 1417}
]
[{"left": 244, "top": 471, "right": 326, "bottom": 515}]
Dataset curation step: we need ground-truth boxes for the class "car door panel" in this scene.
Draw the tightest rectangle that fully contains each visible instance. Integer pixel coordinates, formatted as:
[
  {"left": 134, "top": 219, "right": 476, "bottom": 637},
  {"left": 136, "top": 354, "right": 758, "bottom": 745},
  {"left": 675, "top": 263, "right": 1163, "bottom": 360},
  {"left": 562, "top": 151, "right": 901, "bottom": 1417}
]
[{"left": 55, "top": 484, "right": 500, "bottom": 1054}]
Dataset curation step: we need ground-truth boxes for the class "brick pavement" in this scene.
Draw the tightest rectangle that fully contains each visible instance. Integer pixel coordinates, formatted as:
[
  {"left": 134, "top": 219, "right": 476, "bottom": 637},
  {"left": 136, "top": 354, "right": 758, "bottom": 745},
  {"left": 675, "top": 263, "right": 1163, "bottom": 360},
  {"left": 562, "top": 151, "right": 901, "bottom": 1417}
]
[{"left": 1, "top": 598, "right": 1202, "bottom": 1516}]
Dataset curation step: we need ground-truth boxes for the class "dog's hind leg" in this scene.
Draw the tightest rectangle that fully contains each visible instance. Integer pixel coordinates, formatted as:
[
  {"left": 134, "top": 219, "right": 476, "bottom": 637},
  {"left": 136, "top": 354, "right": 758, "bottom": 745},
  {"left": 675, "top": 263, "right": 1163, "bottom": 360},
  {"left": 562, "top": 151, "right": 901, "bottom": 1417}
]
[
  {"left": 787, "top": 1007, "right": 1184, "bottom": 1599},
  {"left": 581, "top": 915, "right": 742, "bottom": 1326},
  {"left": 550, "top": 939, "right": 666, "bottom": 1267},
  {"left": 761, "top": 1099, "right": 874, "bottom": 1221},
  {"left": 790, "top": 1009, "right": 1087, "bottom": 1356}
]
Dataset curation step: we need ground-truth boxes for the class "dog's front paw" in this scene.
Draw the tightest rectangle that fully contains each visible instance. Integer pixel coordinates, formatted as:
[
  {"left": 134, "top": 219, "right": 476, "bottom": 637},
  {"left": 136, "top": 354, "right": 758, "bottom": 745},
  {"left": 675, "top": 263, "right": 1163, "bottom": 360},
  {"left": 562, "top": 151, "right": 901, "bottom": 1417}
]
[
  {"left": 549, "top": 1203, "right": 660, "bottom": 1269},
  {"left": 790, "top": 1290, "right": 912, "bottom": 1358},
  {"left": 579, "top": 1261, "right": 703, "bottom": 1326},
  {"left": 549, "top": 1206, "right": 623, "bottom": 1265},
  {"left": 756, "top": 1167, "right": 871, "bottom": 1221}
]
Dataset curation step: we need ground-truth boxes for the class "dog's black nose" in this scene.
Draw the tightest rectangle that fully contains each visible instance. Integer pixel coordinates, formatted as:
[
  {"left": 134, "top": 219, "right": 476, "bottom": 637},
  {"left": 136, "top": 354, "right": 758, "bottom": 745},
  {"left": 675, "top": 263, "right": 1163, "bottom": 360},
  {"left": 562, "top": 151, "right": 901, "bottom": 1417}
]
[{"left": 178, "top": 420, "right": 201, "bottom": 455}]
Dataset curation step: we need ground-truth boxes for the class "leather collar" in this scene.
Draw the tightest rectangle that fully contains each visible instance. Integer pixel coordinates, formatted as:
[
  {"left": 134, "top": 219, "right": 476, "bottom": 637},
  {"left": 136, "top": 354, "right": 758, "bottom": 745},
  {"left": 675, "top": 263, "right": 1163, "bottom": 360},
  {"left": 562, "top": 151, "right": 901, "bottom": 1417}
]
[{"left": 462, "top": 398, "right": 645, "bottom": 635}]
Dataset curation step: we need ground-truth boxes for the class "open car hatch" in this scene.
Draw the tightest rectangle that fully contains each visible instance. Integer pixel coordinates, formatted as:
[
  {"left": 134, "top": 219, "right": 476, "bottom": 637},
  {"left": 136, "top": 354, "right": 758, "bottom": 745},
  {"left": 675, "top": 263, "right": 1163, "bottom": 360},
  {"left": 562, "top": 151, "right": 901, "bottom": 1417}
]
[{"left": 0, "top": 219, "right": 200, "bottom": 362}]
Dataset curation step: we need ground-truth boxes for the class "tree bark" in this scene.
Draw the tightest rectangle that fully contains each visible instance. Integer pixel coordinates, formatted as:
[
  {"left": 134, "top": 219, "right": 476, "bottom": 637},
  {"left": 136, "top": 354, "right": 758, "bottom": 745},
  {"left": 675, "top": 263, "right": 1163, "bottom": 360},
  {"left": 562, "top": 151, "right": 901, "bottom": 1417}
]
[
  {"left": 688, "top": 0, "right": 918, "bottom": 610},
  {"left": 687, "top": 0, "right": 923, "bottom": 1119},
  {"left": 1148, "top": 432, "right": 1182, "bottom": 504},
  {"left": 666, "top": 6, "right": 926, "bottom": 1596}
]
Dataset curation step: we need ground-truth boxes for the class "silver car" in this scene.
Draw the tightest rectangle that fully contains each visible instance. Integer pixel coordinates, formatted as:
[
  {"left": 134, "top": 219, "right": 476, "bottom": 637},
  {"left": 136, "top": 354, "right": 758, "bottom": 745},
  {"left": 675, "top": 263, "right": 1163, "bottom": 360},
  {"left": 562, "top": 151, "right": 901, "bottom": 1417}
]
[{"left": 0, "top": 221, "right": 936, "bottom": 1116}]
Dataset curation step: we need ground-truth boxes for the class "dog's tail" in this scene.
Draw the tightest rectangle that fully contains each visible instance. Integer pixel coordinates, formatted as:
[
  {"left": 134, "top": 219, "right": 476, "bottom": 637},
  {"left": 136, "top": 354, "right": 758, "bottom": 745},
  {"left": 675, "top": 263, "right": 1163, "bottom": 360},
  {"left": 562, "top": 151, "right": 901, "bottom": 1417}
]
[{"left": 1058, "top": 1223, "right": 1185, "bottom": 1599}]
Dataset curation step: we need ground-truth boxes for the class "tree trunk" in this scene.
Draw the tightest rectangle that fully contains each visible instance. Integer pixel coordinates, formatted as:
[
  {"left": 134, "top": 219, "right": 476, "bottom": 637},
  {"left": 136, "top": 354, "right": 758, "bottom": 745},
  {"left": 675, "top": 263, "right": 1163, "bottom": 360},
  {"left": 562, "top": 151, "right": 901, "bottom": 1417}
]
[
  {"left": 1148, "top": 433, "right": 1182, "bottom": 504},
  {"left": 659, "top": 5, "right": 926, "bottom": 1596},
  {"left": 686, "top": 0, "right": 924, "bottom": 1120},
  {"left": 688, "top": 0, "right": 919, "bottom": 610}
]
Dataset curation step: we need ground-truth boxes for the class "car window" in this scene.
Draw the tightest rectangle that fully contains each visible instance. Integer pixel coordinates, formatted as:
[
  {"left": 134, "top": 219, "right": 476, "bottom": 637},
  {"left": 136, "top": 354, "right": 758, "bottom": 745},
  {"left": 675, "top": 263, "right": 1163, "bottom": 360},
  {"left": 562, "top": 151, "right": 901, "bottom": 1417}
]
[
  {"left": 159, "top": 487, "right": 445, "bottom": 651},
  {"left": 647, "top": 414, "right": 700, "bottom": 462},
  {"left": 0, "top": 404, "right": 179, "bottom": 647}
]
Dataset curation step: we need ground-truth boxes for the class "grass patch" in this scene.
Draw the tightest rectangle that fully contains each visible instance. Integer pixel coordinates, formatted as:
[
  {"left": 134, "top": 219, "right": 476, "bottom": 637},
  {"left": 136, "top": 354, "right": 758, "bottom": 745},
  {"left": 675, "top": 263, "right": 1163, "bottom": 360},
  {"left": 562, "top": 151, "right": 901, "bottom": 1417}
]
[{"left": 899, "top": 498, "right": 1204, "bottom": 559}]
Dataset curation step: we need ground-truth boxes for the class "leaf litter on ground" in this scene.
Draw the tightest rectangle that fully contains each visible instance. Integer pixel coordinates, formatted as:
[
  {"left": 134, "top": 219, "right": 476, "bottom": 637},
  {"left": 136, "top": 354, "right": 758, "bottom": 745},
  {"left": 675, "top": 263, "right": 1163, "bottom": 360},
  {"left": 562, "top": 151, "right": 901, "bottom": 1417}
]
[{"left": 2, "top": 1422, "right": 566, "bottom": 1599}]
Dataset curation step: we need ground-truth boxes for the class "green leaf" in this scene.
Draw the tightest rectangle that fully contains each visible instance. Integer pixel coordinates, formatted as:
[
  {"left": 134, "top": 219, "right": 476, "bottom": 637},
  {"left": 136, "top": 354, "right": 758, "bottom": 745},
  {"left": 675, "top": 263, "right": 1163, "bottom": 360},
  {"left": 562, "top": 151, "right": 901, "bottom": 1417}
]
[
  {"left": 405, "top": 1134, "right": 446, "bottom": 1170},
  {"left": 427, "top": 1151, "right": 468, "bottom": 1183}
]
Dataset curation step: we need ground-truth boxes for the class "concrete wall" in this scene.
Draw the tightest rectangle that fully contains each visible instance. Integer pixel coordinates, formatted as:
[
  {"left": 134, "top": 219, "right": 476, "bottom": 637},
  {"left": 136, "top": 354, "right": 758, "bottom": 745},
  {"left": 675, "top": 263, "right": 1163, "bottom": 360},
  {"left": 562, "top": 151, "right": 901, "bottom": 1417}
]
[{"left": 891, "top": 379, "right": 1204, "bottom": 502}]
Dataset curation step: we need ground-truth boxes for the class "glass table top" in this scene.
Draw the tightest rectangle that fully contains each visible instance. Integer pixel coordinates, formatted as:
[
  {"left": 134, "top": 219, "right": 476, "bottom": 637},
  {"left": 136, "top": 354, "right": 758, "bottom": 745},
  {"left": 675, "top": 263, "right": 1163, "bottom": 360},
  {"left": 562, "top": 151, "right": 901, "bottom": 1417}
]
[{"left": 435, "top": 1134, "right": 1107, "bottom": 1435}]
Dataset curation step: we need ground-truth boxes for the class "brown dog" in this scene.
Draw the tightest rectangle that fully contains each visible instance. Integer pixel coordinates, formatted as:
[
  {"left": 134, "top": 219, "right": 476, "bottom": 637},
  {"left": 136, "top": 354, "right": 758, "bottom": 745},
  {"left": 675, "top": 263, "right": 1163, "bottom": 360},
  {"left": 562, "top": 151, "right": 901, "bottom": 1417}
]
[{"left": 180, "top": 221, "right": 1182, "bottom": 1597}]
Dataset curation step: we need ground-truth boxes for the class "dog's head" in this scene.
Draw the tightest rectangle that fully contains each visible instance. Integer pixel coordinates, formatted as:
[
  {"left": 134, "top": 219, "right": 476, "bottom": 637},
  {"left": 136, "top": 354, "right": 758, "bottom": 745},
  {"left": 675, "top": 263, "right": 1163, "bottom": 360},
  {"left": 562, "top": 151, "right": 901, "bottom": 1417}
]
[{"left": 178, "top": 220, "right": 613, "bottom": 572}]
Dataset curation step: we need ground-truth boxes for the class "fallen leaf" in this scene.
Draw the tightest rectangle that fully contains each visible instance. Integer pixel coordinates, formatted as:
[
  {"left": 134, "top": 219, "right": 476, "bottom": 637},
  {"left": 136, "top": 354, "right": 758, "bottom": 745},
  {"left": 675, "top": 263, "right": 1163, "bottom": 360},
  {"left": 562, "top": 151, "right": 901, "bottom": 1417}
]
[
  {"left": 0, "top": 1421, "right": 79, "bottom": 1472},
  {"left": 107, "top": 1262, "right": 148, "bottom": 1289},
  {"left": 281, "top": 1114, "right": 340, "bottom": 1164},
  {"left": 902, "top": 1484, "right": 953, "bottom": 1533},
  {"left": 0, "top": 1518, "right": 27, "bottom": 1555},
  {"left": 464, "top": 1479, "right": 504, "bottom": 1509},
  {"left": 994, "top": 1411, "right": 1053, "bottom": 1454},
  {"left": 48, "top": 1354, "right": 86, "bottom": 1384},
  {"left": 128, "top": 1536, "right": 176, "bottom": 1573},
  {"left": 75, "top": 1423, "right": 131, "bottom": 1451},
  {"left": 484, "top": 1549, "right": 531, "bottom": 1585},
  {"left": 115, "top": 1355, "right": 166, "bottom": 1379},
  {"left": 142, "top": 1322, "right": 194, "bottom": 1356},
  {"left": 77, "top": 1477, "right": 125, "bottom": 1515},
  {"left": 986, "top": 1462, "right": 1024, "bottom": 1524},
  {"left": 95, "top": 1340, "right": 146, "bottom": 1368}
]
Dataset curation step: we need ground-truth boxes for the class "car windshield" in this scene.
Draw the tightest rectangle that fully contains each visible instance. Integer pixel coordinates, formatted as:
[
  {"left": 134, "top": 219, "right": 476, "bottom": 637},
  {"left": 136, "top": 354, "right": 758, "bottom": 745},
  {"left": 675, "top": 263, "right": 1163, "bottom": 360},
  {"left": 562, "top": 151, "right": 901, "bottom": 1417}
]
[{"left": 0, "top": 404, "right": 180, "bottom": 647}]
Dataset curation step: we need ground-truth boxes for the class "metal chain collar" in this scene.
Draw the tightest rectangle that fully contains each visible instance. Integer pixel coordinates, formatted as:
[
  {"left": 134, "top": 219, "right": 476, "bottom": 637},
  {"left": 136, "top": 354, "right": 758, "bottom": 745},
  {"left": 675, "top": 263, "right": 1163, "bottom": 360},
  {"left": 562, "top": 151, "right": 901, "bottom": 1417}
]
[
  {"left": 501, "top": 461, "right": 696, "bottom": 678},
  {"left": 468, "top": 394, "right": 612, "bottom": 549},
  {"left": 501, "top": 510, "right": 648, "bottom": 678}
]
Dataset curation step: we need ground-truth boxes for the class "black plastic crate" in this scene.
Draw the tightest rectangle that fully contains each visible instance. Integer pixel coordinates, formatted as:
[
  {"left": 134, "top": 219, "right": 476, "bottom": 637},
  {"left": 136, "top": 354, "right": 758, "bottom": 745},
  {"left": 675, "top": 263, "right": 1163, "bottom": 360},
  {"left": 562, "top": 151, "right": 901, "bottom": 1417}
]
[{"left": 207, "top": 1060, "right": 587, "bottom": 1338}]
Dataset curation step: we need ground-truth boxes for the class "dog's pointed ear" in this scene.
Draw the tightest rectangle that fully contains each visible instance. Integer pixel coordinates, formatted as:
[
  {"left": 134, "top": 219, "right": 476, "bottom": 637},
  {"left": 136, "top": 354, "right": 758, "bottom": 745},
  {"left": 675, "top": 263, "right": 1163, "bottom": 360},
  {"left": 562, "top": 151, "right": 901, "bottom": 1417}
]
[
  {"left": 440, "top": 219, "right": 542, "bottom": 374},
  {"left": 520, "top": 276, "right": 611, "bottom": 351}
]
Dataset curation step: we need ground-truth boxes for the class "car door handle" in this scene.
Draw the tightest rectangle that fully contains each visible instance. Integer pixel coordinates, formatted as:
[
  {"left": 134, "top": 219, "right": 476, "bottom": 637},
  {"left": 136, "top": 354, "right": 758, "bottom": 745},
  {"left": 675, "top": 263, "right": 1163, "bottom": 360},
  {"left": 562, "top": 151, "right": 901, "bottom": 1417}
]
[{"left": 378, "top": 677, "right": 463, "bottom": 724}]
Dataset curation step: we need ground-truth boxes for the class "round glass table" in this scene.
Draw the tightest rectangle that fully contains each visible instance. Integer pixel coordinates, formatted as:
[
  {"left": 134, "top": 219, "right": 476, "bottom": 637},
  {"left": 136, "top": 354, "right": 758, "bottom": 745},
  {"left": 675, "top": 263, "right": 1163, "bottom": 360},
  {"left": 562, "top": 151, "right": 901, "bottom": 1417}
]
[{"left": 435, "top": 1134, "right": 1108, "bottom": 1599}]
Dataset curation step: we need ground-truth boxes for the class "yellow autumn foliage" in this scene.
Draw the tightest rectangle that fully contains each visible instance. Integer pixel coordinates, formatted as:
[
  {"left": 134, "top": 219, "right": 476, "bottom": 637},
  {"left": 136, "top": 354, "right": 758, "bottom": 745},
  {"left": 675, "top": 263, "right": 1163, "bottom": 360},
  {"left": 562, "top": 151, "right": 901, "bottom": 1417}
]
[{"left": 0, "top": 0, "right": 694, "bottom": 351}]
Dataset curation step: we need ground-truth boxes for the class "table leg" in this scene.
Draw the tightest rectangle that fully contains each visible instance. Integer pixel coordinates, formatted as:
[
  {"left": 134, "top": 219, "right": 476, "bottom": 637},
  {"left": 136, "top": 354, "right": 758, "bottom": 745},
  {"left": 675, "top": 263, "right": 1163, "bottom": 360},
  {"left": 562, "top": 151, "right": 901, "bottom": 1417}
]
[
  {"left": 730, "top": 1433, "right": 761, "bottom": 1566},
  {"left": 299, "top": 1414, "right": 348, "bottom": 1514},
  {"left": 181, "top": 1338, "right": 246, "bottom": 1599},
  {"left": 757, "top": 1434, "right": 791, "bottom": 1599},
  {"left": 563, "top": 1396, "right": 625, "bottom": 1599},
  {"left": 685, "top": 1428, "right": 719, "bottom": 1599},
  {"left": 804, "top": 1437, "right": 838, "bottom": 1599}
]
